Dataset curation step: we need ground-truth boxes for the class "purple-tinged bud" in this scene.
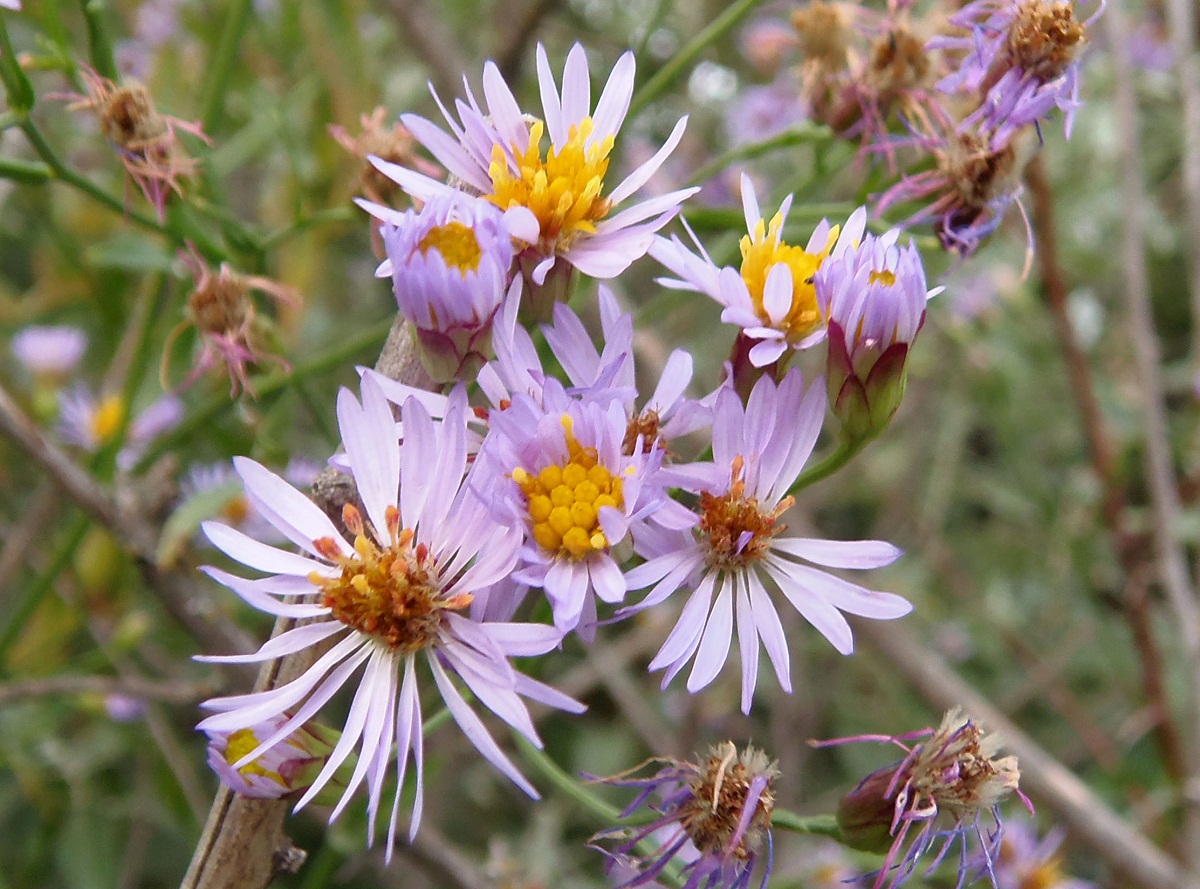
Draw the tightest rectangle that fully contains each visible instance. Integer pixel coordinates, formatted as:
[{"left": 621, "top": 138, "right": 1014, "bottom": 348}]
[{"left": 815, "top": 221, "right": 937, "bottom": 443}]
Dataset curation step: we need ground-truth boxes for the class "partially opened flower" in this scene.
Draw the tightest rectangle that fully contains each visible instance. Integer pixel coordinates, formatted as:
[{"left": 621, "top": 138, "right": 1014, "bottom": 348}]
[
  {"left": 984, "top": 822, "right": 1094, "bottom": 889},
  {"left": 195, "top": 378, "right": 583, "bottom": 853},
  {"left": 591, "top": 742, "right": 778, "bottom": 889},
  {"left": 823, "top": 708, "right": 1029, "bottom": 889},
  {"left": 205, "top": 715, "right": 341, "bottom": 800},
  {"left": 815, "top": 227, "right": 938, "bottom": 442},
  {"left": 652, "top": 175, "right": 865, "bottom": 368},
  {"left": 58, "top": 386, "right": 182, "bottom": 468},
  {"left": 376, "top": 193, "right": 517, "bottom": 382},
  {"left": 621, "top": 370, "right": 910, "bottom": 713},
  {"left": 362, "top": 43, "right": 697, "bottom": 307}
]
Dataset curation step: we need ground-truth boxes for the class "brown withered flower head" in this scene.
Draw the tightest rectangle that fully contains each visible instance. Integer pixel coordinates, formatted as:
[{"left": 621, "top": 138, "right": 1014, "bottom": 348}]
[
  {"left": 68, "top": 68, "right": 209, "bottom": 220},
  {"left": 329, "top": 106, "right": 441, "bottom": 206},
  {"left": 817, "top": 708, "right": 1031, "bottom": 889},
  {"left": 163, "top": 248, "right": 300, "bottom": 397},
  {"left": 591, "top": 742, "right": 779, "bottom": 889}
]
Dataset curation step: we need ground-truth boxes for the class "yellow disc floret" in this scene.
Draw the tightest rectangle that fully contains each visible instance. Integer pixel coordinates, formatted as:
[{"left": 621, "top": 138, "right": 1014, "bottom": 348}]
[
  {"left": 416, "top": 221, "right": 483, "bottom": 273},
  {"left": 487, "top": 118, "right": 613, "bottom": 250},
  {"left": 739, "top": 213, "right": 839, "bottom": 344},
  {"left": 869, "top": 268, "right": 896, "bottom": 287},
  {"left": 513, "top": 416, "right": 624, "bottom": 560},
  {"left": 310, "top": 504, "right": 471, "bottom": 652},
  {"left": 224, "top": 728, "right": 285, "bottom": 784},
  {"left": 89, "top": 393, "right": 126, "bottom": 446}
]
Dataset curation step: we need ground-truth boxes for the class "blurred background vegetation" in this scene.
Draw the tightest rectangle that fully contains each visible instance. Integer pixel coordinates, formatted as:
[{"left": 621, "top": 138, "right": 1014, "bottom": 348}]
[{"left": 0, "top": 1, "right": 1196, "bottom": 888}]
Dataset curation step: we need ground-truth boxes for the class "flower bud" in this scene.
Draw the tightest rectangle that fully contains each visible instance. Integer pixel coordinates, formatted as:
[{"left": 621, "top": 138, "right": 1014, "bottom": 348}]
[
  {"left": 815, "top": 225, "right": 935, "bottom": 444},
  {"left": 205, "top": 716, "right": 343, "bottom": 801}
]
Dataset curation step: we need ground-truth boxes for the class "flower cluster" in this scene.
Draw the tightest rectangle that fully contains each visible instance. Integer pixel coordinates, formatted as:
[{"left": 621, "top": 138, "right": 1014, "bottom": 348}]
[
  {"left": 185, "top": 38, "right": 1035, "bottom": 889},
  {"left": 741, "top": 0, "right": 1100, "bottom": 254}
]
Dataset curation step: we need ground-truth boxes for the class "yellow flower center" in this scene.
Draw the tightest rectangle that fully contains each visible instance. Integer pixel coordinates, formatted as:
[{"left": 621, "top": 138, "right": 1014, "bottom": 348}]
[
  {"left": 869, "top": 268, "right": 896, "bottom": 286},
  {"left": 699, "top": 456, "right": 792, "bottom": 568},
  {"left": 739, "top": 213, "right": 839, "bottom": 343},
  {"left": 89, "top": 394, "right": 126, "bottom": 445},
  {"left": 487, "top": 118, "right": 613, "bottom": 249},
  {"left": 513, "top": 415, "right": 625, "bottom": 560},
  {"left": 416, "top": 221, "right": 483, "bottom": 273},
  {"left": 224, "top": 728, "right": 285, "bottom": 784},
  {"left": 310, "top": 504, "right": 471, "bottom": 651},
  {"left": 1019, "top": 860, "right": 1068, "bottom": 889}
]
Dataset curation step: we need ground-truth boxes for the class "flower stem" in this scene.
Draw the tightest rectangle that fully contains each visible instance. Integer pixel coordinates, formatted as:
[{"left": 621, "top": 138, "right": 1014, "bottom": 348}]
[
  {"left": 628, "top": 0, "right": 767, "bottom": 117},
  {"left": 201, "top": 0, "right": 253, "bottom": 133},
  {"left": 788, "top": 437, "right": 868, "bottom": 495},
  {"left": 515, "top": 735, "right": 624, "bottom": 824},
  {"left": 79, "top": 0, "right": 119, "bottom": 80},
  {"left": 770, "top": 809, "right": 842, "bottom": 839}
]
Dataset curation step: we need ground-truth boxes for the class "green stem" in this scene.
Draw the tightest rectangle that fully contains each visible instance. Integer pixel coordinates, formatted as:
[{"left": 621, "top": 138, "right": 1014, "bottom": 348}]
[
  {"left": 628, "top": 0, "right": 766, "bottom": 117},
  {"left": 687, "top": 124, "right": 835, "bottom": 186},
  {"left": 19, "top": 121, "right": 170, "bottom": 236},
  {"left": 0, "top": 155, "right": 52, "bottom": 183},
  {"left": 201, "top": 0, "right": 253, "bottom": 133},
  {"left": 0, "top": 17, "right": 34, "bottom": 110},
  {"left": 79, "top": 0, "right": 118, "bottom": 81},
  {"left": 0, "top": 512, "right": 89, "bottom": 662},
  {"left": 770, "top": 809, "right": 842, "bottom": 839},
  {"left": 515, "top": 735, "right": 624, "bottom": 824},
  {"left": 260, "top": 207, "right": 356, "bottom": 251},
  {"left": 788, "top": 438, "right": 868, "bottom": 495}
]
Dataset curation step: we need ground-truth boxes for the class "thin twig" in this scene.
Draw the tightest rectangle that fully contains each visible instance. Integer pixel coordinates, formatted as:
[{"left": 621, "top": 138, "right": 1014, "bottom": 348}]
[
  {"left": 1104, "top": 2, "right": 1200, "bottom": 873},
  {"left": 495, "top": 0, "right": 563, "bottom": 79},
  {"left": 857, "top": 619, "right": 1187, "bottom": 889},
  {"left": 0, "top": 674, "right": 218, "bottom": 706}
]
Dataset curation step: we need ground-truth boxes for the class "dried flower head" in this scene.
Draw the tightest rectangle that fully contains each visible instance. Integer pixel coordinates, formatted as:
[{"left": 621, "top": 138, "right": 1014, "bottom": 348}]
[
  {"left": 592, "top": 742, "right": 779, "bottom": 889},
  {"left": 68, "top": 68, "right": 208, "bottom": 219},
  {"left": 821, "top": 708, "right": 1030, "bottom": 889},
  {"left": 163, "top": 248, "right": 300, "bottom": 397},
  {"left": 791, "top": 1, "right": 857, "bottom": 70},
  {"left": 329, "top": 107, "right": 441, "bottom": 205}
]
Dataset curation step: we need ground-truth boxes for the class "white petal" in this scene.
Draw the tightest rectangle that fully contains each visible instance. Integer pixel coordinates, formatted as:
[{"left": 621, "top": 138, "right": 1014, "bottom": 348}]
[
  {"left": 771, "top": 537, "right": 903, "bottom": 569},
  {"left": 233, "top": 457, "right": 353, "bottom": 559},
  {"left": 686, "top": 577, "right": 734, "bottom": 692},
  {"left": 202, "top": 521, "right": 332, "bottom": 578}
]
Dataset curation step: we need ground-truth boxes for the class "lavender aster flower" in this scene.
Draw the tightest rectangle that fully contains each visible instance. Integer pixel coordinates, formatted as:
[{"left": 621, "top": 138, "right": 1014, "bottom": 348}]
[
  {"left": 10, "top": 325, "right": 87, "bottom": 380},
  {"left": 592, "top": 742, "right": 778, "bottom": 889},
  {"left": 651, "top": 175, "right": 864, "bottom": 368},
  {"left": 984, "top": 822, "right": 1095, "bottom": 889},
  {"left": 814, "top": 226, "right": 939, "bottom": 442},
  {"left": 362, "top": 43, "right": 698, "bottom": 300},
  {"left": 476, "top": 379, "right": 668, "bottom": 634},
  {"left": 376, "top": 193, "right": 516, "bottom": 381},
  {"left": 621, "top": 369, "right": 910, "bottom": 713},
  {"left": 195, "top": 377, "right": 584, "bottom": 852},
  {"left": 58, "top": 386, "right": 182, "bottom": 468}
]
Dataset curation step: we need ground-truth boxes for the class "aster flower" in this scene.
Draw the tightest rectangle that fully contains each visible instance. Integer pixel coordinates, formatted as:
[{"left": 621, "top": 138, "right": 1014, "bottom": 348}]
[
  {"left": 541, "top": 287, "right": 712, "bottom": 453},
  {"left": 66, "top": 69, "right": 208, "bottom": 220},
  {"left": 195, "top": 378, "right": 584, "bottom": 852},
  {"left": 931, "top": 0, "right": 1099, "bottom": 141},
  {"left": 375, "top": 193, "right": 517, "bottom": 382},
  {"left": 983, "top": 822, "right": 1095, "bottom": 889},
  {"left": 165, "top": 248, "right": 300, "bottom": 397},
  {"left": 822, "top": 708, "right": 1030, "bottom": 889},
  {"left": 814, "top": 226, "right": 939, "bottom": 442},
  {"left": 10, "top": 325, "right": 87, "bottom": 381},
  {"left": 475, "top": 378, "right": 669, "bottom": 634},
  {"left": 620, "top": 369, "right": 910, "bottom": 714},
  {"left": 651, "top": 174, "right": 865, "bottom": 369},
  {"left": 57, "top": 386, "right": 182, "bottom": 467},
  {"left": 362, "top": 43, "right": 698, "bottom": 300},
  {"left": 206, "top": 715, "right": 341, "bottom": 800},
  {"left": 591, "top": 742, "right": 778, "bottom": 889}
]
